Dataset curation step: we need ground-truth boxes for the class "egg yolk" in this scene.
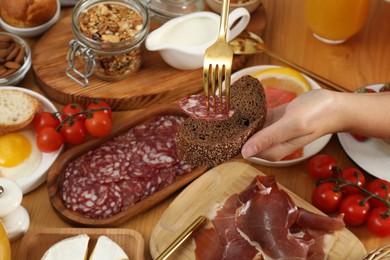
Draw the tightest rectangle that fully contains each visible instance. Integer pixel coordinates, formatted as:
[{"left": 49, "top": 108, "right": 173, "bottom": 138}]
[{"left": 0, "top": 133, "right": 32, "bottom": 168}]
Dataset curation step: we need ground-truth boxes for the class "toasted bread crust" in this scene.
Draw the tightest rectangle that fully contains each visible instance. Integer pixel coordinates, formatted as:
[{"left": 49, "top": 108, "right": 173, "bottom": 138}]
[
  {"left": 176, "top": 75, "right": 267, "bottom": 167},
  {"left": 0, "top": 89, "right": 41, "bottom": 135}
]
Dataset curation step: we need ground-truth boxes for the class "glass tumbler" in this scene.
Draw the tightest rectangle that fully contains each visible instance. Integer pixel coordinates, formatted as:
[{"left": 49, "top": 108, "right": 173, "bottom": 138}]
[{"left": 304, "top": 0, "right": 371, "bottom": 44}]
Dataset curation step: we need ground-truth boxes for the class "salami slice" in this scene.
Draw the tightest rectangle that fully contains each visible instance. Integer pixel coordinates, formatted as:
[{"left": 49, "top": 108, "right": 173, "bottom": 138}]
[
  {"left": 61, "top": 114, "right": 195, "bottom": 219},
  {"left": 62, "top": 177, "right": 123, "bottom": 219},
  {"left": 179, "top": 94, "right": 234, "bottom": 121}
]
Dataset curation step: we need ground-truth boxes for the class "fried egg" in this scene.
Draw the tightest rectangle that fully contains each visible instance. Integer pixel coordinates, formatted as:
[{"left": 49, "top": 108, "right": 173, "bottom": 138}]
[{"left": 0, "top": 130, "right": 42, "bottom": 180}]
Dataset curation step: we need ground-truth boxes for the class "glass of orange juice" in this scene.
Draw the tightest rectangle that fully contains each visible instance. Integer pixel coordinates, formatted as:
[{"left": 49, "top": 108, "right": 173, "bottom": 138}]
[
  {"left": 0, "top": 220, "right": 11, "bottom": 260},
  {"left": 304, "top": 0, "right": 371, "bottom": 44}
]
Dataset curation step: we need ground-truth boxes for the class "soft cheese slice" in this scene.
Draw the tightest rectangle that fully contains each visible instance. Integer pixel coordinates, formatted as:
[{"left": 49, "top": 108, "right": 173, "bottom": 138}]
[
  {"left": 41, "top": 234, "right": 90, "bottom": 260},
  {"left": 89, "top": 235, "right": 129, "bottom": 260}
]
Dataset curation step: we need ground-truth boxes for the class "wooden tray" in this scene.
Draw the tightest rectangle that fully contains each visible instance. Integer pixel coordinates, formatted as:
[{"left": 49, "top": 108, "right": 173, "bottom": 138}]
[
  {"left": 19, "top": 228, "right": 144, "bottom": 260},
  {"left": 149, "top": 161, "right": 368, "bottom": 260},
  {"left": 47, "top": 103, "right": 208, "bottom": 227},
  {"left": 32, "top": 6, "right": 267, "bottom": 111}
]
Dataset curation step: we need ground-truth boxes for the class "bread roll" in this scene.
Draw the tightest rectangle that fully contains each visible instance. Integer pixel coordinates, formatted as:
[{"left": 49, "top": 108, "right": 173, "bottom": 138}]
[{"left": 0, "top": 0, "right": 57, "bottom": 28}]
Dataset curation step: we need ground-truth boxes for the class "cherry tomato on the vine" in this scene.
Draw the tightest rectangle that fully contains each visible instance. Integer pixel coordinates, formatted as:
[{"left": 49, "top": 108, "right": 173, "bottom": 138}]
[
  {"left": 62, "top": 103, "right": 85, "bottom": 120},
  {"left": 339, "top": 167, "right": 365, "bottom": 195},
  {"left": 366, "top": 207, "right": 390, "bottom": 237},
  {"left": 338, "top": 194, "right": 370, "bottom": 226},
  {"left": 307, "top": 154, "right": 338, "bottom": 181},
  {"left": 60, "top": 119, "right": 88, "bottom": 145},
  {"left": 36, "top": 127, "right": 64, "bottom": 153},
  {"left": 85, "top": 111, "right": 112, "bottom": 138},
  {"left": 367, "top": 179, "right": 390, "bottom": 208},
  {"left": 33, "top": 112, "right": 61, "bottom": 133},
  {"left": 86, "top": 100, "right": 112, "bottom": 119},
  {"left": 312, "top": 182, "right": 343, "bottom": 213}
]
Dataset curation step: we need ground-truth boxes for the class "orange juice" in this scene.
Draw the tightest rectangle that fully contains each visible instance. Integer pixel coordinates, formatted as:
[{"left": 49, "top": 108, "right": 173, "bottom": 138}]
[
  {"left": 0, "top": 220, "right": 11, "bottom": 260},
  {"left": 304, "top": 0, "right": 371, "bottom": 43}
]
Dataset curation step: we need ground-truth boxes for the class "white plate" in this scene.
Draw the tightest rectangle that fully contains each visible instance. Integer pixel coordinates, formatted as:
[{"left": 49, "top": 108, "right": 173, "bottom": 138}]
[
  {"left": 1, "top": 86, "right": 63, "bottom": 194},
  {"left": 231, "top": 65, "right": 332, "bottom": 167},
  {"left": 337, "top": 83, "right": 390, "bottom": 181}
]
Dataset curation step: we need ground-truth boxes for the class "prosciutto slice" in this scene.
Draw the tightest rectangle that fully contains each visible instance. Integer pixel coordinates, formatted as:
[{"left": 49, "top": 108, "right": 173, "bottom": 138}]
[{"left": 194, "top": 175, "right": 345, "bottom": 260}]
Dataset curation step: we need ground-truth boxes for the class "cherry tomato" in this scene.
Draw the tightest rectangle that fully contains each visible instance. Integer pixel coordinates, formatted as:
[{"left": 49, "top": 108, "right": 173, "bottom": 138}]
[
  {"left": 339, "top": 167, "right": 365, "bottom": 195},
  {"left": 85, "top": 111, "right": 112, "bottom": 137},
  {"left": 33, "top": 112, "right": 61, "bottom": 133},
  {"left": 307, "top": 154, "right": 338, "bottom": 181},
  {"left": 62, "top": 103, "right": 85, "bottom": 120},
  {"left": 86, "top": 100, "right": 112, "bottom": 119},
  {"left": 312, "top": 182, "right": 343, "bottom": 213},
  {"left": 338, "top": 194, "right": 370, "bottom": 226},
  {"left": 366, "top": 207, "right": 390, "bottom": 237},
  {"left": 367, "top": 179, "right": 390, "bottom": 208},
  {"left": 36, "top": 127, "right": 64, "bottom": 153},
  {"left": 60, "top": 119, "right": 87, "bottom": 144}
]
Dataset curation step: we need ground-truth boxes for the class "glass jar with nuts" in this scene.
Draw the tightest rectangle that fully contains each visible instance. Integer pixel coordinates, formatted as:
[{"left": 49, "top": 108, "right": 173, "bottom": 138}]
[
  {"left": 67, "top": 0, "right": 150, "bottom": 86},
  {"left": 0, "top": 32, "right": 32, "bottom": 86}
]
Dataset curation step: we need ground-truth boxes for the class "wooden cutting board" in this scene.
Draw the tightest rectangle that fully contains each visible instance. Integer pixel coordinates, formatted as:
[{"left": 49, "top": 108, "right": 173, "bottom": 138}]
[
  {"left": 32, "top": 6, "right": 267, "bottom": 111},
  {"left": 149, "top": 161, "right": 367, "bottom": 260}
]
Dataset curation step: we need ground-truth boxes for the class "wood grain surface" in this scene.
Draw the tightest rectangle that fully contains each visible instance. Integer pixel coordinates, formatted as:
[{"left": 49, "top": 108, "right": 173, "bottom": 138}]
[
  {"left": 150, "top": 161, "right": 367, "bottom": 260},
  {"left": 10, "top": 1, "right": 390, "bottom": 259},
  {"left": 32, "top": 6, "right": 266, "bottom": 111},
  {"left": 47, "top": 104, "right": 208, "bottom": 227}
]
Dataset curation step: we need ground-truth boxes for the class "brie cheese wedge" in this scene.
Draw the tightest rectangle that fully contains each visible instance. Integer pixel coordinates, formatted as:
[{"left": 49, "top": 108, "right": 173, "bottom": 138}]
[
  {"left": 89, "top": 235, "right": 129, "bottom": 260},
  {"left": 41, "top": 234, "right": 89, "bottom": 260}
]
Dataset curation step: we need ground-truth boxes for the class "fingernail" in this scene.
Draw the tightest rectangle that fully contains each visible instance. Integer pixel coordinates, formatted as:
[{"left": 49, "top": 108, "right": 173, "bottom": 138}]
[{"left": 242, "top": 144, "right": 258, "bottom": 159}]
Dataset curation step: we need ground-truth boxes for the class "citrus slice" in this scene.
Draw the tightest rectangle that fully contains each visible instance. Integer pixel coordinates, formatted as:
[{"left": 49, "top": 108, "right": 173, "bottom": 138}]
[{"left": 253, "top": 67, "right": 311, "bottom": 94}]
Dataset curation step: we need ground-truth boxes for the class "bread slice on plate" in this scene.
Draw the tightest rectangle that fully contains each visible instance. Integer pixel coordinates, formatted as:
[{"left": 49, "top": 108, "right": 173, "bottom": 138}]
[
  {"left": 176, "top": 75, "right": 267, "bottom": 167},
  {"left": 0, "top": 89, "right": 41, "bottom": 135}
]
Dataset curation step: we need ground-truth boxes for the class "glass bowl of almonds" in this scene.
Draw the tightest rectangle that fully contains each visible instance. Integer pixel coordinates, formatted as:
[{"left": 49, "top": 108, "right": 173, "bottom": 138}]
[{"left": 0, "top": 32, "right": 32, "bottom": 86}]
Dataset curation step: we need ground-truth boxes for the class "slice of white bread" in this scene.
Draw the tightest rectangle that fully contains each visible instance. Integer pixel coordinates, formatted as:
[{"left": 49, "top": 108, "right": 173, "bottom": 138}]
[
  {"left": 176, "top": 75, "right": 267, "bottom": 167},
  {"left": 41, "top": 234, "right": 90, "bottom": 260},
  {"left": 0, "top": 89, "right": 41, "bottom": 135}
]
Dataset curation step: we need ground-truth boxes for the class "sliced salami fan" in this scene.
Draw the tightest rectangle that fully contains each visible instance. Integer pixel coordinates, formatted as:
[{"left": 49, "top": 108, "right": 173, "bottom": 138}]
[
  {"left": 61, "top": 114, "right": 195, "bottom": 219},
  {"left": 179, "top": 94, "right": 234, "bottom": 121}
]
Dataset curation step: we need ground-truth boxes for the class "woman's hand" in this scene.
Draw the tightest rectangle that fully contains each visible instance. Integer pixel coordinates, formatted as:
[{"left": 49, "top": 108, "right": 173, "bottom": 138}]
[{"left": 241, "top": 89, "right": 340, "bottom": 161}]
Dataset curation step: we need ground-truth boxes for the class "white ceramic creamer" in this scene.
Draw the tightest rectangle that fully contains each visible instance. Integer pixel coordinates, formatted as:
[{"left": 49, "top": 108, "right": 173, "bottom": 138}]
[{"left": 145, "top": 8, "right": 250, "bottom": 70}]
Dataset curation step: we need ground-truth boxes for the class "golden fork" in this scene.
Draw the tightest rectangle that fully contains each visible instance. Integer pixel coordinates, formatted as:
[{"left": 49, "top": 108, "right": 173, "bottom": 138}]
[{"left": 203, "top": 0, "right": 233, "bottom": 111}]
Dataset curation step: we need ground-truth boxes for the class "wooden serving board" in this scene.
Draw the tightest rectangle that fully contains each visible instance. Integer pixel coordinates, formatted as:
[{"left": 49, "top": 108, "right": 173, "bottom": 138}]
[
  {"left": 32, "top": 6, "right": 266, "bottom": 111},
  {"left": 47, "top": 103, "right": 208, "bottom": 227},
  {"left": 149, "top": 161, "right": 367, "bottom": 260},
  {"left": 19, "top": 228, "right": 144, "bottom": 260}
]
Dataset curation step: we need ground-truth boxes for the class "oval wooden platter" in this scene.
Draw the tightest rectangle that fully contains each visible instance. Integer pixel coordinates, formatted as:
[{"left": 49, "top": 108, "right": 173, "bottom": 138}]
[
  {"left": 32, "top": 5, "right": 266, "bottom": 111},
  {"left": 19, "top": 228, "right": 144, "bottom": 260},
  {"left": 47, "top": 103, "right": 208, "bottom": 227},
  {"left": 149, "top": 161, "right": 367, "bottom": 260}
]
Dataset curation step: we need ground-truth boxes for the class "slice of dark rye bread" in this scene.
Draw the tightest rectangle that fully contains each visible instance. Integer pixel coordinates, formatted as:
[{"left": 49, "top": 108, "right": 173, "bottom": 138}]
[{"left": 176, "top": 75, "right": 267, "bottom": 167}]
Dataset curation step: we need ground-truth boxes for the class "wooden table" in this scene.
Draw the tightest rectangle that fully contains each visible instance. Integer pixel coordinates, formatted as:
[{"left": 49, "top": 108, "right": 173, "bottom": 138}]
[{"left": 10, "top": 0, "right": 390, "bottom": 259}]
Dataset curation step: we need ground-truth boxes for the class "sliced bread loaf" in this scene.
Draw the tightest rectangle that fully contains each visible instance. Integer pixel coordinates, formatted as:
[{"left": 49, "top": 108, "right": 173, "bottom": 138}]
[
  {"left": 176, "top": 75, "right": 267, "bottom": 167},
  {"left": 0, "top": 89, "right": 41, "bottom": 135}
]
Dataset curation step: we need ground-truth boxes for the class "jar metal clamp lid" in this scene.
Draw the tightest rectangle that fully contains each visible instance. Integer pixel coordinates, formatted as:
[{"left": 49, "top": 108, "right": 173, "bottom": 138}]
[{"left": 66, "top": 39, "right": 96, "bottom": 87}]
